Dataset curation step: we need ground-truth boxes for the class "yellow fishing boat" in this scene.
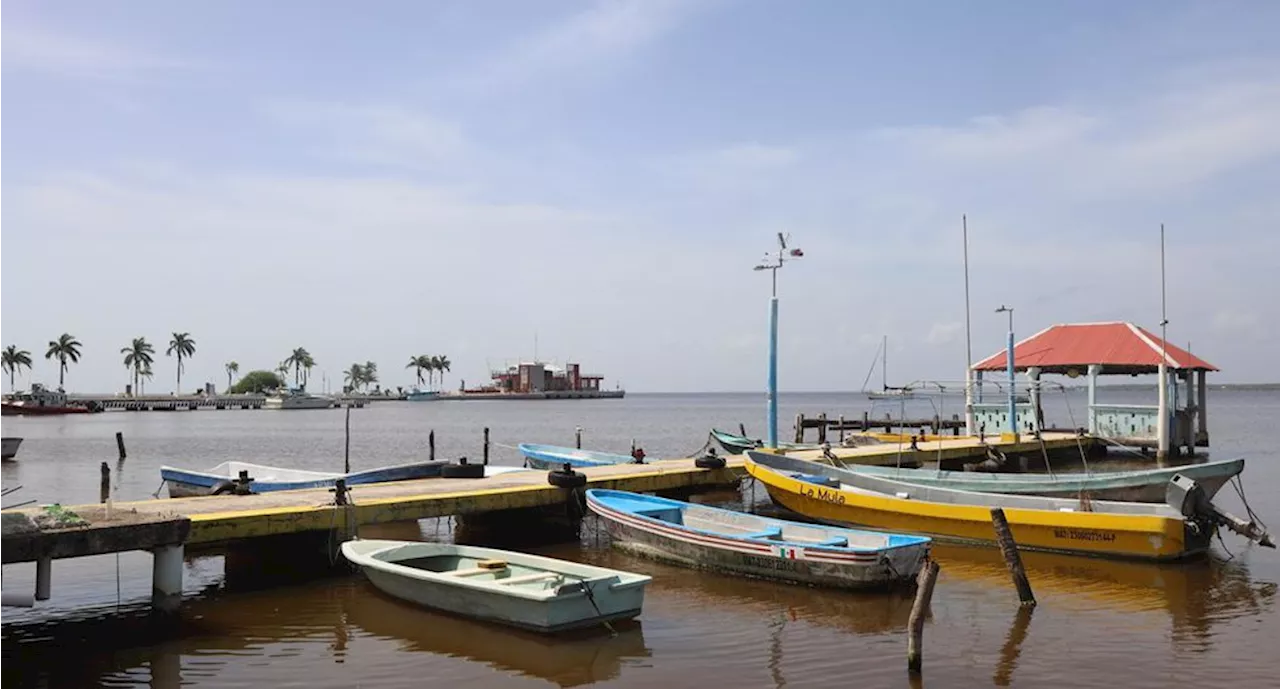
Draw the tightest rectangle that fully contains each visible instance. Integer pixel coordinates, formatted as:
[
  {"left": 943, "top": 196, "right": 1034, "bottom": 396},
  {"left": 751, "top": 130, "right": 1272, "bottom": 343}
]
[{"left": 744, "top": 451, "right": 1217, "bottom": 561}]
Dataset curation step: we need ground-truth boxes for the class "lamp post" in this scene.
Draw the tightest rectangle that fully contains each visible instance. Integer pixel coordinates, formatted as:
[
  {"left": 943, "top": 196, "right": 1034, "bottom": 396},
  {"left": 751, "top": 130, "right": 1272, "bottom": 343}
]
[
  {"left": 754, "top": 233, "right": 803, "bottom": 449},
  {"left": 995, "top": 305, "right": 1016, "bottom": 436}
]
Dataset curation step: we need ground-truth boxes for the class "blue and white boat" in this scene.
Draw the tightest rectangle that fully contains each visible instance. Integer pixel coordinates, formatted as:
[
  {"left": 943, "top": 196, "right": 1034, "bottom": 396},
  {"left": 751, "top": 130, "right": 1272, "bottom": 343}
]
[
  {"left": 406, "top": 388, "right": 440, "bottom": 401},
  {"left": 585, "top": 489, "right": 931, "bottom": 589},
  {"left": 518, "top": 443, "right": 646, "bottom": 470},
  {"left": 160, "top": 459, "right": 449, "bottom": 497}
]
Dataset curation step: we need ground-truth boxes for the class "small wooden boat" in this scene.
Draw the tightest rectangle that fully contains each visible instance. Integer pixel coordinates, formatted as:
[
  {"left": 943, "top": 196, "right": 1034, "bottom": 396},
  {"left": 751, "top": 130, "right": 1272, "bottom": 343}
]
[
  {"left": 1, "top": 437, "right": 23, "bottom": 461},
  {"left": 836, "top": 457, "right": 1246, "bottom": 503},
  {"left": 160, "top": 459, "right": 449, "bottom": 497},
  {"left": 586, "top": 489, "right": 930, "bottom": 589},
  {"left": 341, "top": 539, "right": 651, "bottom": 633},
  {"left": 518, "top": 443, "right": 646, "bottom": 470},
  {"left": 744, "top": 451, "right": 1226, "bottom": 561},
  {"left": 708, "top": 429, "right": 818, "bottom": 455}
]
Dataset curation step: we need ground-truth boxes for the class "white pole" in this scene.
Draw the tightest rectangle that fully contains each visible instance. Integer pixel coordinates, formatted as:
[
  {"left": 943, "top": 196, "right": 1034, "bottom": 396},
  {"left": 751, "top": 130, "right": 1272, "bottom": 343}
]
[
  {"left": 1157, "top": 224, "right": 1170, "bottom": 460},
  {"left": 963, "top": 216, "right": 976, "bottom": 435}
]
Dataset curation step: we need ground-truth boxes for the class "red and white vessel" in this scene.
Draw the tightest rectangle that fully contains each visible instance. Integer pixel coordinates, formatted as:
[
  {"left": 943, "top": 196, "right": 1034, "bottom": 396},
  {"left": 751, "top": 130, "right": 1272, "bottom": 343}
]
[{"left": 1, "top": 384, "right": 102, "bottom": 416}]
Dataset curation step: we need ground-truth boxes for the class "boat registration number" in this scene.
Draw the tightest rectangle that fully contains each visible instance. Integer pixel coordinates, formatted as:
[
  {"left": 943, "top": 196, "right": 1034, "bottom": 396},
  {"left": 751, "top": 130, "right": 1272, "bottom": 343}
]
[
  {"left": 1052, "top": 528, "right": 1116, "bottom": 542},
  {"left": 799, "top": 484, "right": 847, "bottom": 505}
]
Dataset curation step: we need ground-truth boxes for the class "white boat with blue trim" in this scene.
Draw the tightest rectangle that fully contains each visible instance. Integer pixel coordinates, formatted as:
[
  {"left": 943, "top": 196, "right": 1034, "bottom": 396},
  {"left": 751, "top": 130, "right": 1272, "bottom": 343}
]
[
  {"left": 518, "top": 443, "right": 646, "bottom": 470},
  {"left": 160, "top": 459, "right": 448, "bottom": 497},
  {"left": 585, "top": 489, "right": 931, "bottom": 589},
  {"left": 341, "top": 539, "right": 651, "bottom": 633}
]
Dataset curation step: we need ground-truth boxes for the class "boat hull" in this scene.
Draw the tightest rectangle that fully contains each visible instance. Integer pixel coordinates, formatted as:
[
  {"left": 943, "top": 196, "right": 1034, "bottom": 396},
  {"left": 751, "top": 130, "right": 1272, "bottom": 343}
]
[
  {"left": 586, "top": 490, "right": 929, "bottom": 590},
  {"left": 161, "top": 460, "right": 448, "bottom": 497},
  {"left": 851, "top": 458, "right": 1245, "bottom": 503},
  {"left": 1, "top": 404, "right": 96, "bottom": 416},
  {"left": 518, "top": 443, "right": 643, "bottom": 470},
  {"left": 1, "top": 437, "right": 23, "bottom": 461},
  {"left": 342, "top": 540, "right": 649, "bottom": 634},
  {"left": 746, "top": 453, "right": 1210, "bottom": 561}
]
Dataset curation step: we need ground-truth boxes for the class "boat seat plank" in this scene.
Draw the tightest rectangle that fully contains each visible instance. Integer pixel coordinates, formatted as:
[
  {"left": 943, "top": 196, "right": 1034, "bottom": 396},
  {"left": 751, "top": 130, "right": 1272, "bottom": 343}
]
[
  {"left": 448, "top": 566, "right": 508, "bottom": 577},
  {"left": 496, "top": 572, "right": 562, "bottom": 586},
  {"left": 742, "top": 527, "right": 784, "bottom": 540}
]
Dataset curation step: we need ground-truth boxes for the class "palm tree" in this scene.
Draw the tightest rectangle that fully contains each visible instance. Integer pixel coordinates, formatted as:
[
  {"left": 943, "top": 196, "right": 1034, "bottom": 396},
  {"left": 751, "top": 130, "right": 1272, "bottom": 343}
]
[
  {"left": 2, "top": 346, "right": 33, "bottom": 392},
  {"left": 344, "top": 363, "right": 365, "bottom": 393},
  {"left": 362, "top": 361, "right": 379, "bottom": 391},
  {"left": 285, "top": 347, "right": 315, "bottom": 388},
  {"left": 225, "top": 361, "right": 240, "bottom": 391},
  {"left": 140, "top": 364, "right": 154, "bottom": 394},
  {"left": 45, "top": 333, "right": 83, "bottom": 389},
  {"left": 407, "top": 355, "right": 431, "bottom": 387},
  {"left": 121, "top": 337, "right": 155, "bottom": 396},
  {"left": 276, "top": 361, "right": 292, "bottom": 387},
  {"left": 437, "top": 355, "right": 451, "bottom": 390},
  {"left": 166, "top": 332, "right": 197, "bottom": 394}
]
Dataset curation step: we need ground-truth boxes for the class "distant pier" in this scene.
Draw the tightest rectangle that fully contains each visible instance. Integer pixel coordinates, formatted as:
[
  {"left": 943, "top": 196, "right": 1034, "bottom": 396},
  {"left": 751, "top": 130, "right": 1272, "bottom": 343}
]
[{"left": 63, "top": 394, "right": 378, "bottom": 411}]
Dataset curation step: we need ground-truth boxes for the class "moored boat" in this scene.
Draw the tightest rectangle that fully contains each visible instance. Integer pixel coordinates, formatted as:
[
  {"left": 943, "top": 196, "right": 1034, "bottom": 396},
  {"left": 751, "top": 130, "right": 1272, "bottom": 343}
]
[
  {"left": 586, "top": 489, "right": 930, "bottom": 589},
  {"left": 160, "top": 459, "right": 449, "bottom": 497},
  {"left": 1, "top": 437, "right": 23, "bottom": 461},
  {"left": 406, "top": 388, "right": 440, "bottom": 401},
  {"left": 708, "top": 429, "right": 818, "bottom": 455},
  {"left": 341, "top": 539, "right": 651, "bottom": 633},
  {"left": 264, "top": 389, "right": 334, "bottom": 410},
  {"left": 1, "top": 385, "right": 101, "bottom": 416},
  {"left": 834, "top": 457, "right": 1246, "bottom": 503},
  {"left": 744, "top": 451, "right": 1228, "bottom": 561},
  {"left": 518, "top": 443, "right": 646, "bottom": 470}
]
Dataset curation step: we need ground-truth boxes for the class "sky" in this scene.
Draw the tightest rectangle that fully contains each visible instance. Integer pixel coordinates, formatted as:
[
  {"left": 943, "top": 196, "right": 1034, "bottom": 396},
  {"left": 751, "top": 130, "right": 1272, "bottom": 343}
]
[{"left": 2, "top": 0, "right": 1278, "bottom": 393}]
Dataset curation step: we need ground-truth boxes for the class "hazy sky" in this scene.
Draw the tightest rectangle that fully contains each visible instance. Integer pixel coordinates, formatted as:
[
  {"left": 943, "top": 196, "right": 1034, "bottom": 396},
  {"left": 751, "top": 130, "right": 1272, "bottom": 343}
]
[{"left": 3, "top": 0, "right": 1277, "bottom": 393}]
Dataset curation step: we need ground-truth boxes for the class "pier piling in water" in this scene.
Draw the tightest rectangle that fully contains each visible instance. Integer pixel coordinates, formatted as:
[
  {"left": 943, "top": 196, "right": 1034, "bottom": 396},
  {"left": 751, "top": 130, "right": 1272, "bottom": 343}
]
[
  {"left": 115, "top": 432, "right": 127, "bottom": 461},
  {"left": 483, "top": 427, "right": 490, "bottom": 465},
  {"left": 429, "top": 430, "right": 435, "bottom": 461},
  {"left": 100, "top": 462, "right": 110, "bottom": 503},
  {"left": 575, "top": 427, "right": 583, "bottom": 449},
  {"left": 990, "top": 508, "right": 1036, "bottom": 606},
  {"left": 907, "top": 558, "right": 940, "bottom": 674}
]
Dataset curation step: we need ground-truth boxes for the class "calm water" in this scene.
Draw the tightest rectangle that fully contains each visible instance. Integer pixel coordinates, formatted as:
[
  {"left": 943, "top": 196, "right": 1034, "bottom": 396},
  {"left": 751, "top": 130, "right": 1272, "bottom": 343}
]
[{"left": 2, "top": 391, "right": 1278, "bottom": 688}]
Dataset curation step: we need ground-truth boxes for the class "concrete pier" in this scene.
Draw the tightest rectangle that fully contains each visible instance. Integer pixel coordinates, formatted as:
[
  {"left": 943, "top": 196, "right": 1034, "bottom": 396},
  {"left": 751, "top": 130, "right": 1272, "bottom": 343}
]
[{"left": 151, "top": 545, "right": 184, "bottom": 614}]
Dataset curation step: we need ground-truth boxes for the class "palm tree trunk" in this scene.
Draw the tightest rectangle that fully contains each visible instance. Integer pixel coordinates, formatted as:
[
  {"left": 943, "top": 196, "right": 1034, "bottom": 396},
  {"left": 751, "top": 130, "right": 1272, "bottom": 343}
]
[
  {"left": 59, "top": 359, "right": 66, "bottom": 387},
  {"left": 176, "top": 355, "right": 182, "bottom": 394},
  {"left": 9, "top": 370, "right": 14, "bottom": 392}
]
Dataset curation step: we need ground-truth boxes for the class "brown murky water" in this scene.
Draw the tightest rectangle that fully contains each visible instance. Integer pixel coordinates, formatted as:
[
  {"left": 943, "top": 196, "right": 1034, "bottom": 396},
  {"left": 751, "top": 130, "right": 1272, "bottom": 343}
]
[{"left": 3, "top": 391, "right": 1278, "bottom": 687}]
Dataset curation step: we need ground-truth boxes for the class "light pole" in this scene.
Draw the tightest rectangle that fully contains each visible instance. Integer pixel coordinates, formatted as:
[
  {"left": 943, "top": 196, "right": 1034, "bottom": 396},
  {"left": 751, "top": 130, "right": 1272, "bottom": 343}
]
[
  {"left": 995, "top": 305, "right": 1016, "bottom": 436},
  {"left": 754, "top": 233, "right": 803, "bottom": 449}
]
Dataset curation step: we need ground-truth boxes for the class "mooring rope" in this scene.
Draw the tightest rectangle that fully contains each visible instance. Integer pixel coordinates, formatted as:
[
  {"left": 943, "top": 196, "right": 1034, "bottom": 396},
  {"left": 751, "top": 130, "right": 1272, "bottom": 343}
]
[{"left": 578, "top": 580, "right": 617, "bottom": 636}]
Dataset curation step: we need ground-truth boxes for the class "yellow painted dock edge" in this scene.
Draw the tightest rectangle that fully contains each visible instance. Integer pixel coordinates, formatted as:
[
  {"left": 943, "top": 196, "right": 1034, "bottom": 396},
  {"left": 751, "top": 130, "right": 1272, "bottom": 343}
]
[{"left": 186, "top": 464, "right": 744, "bottom": 545}]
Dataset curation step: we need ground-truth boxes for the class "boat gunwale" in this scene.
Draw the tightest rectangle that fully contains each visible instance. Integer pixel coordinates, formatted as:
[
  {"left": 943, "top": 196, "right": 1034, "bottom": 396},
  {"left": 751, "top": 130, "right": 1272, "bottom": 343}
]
[
  {"left": 343, "top": 540, "right": 652, "bottom": 602},
  {"left": 585, "top": 489, "right": 930, "bottom": 555}
]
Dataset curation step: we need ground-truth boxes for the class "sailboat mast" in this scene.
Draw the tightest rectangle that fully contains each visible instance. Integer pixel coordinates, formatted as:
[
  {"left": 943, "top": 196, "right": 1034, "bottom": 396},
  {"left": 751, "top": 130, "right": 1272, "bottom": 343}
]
[{"left": 882, "top": 335, "right": 888, "bottom": 391}]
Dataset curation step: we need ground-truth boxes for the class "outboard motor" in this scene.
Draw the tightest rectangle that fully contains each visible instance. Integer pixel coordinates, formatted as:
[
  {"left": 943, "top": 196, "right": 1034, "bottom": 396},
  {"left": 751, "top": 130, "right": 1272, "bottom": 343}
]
[{"left": 1166, "top": 474, "right": 1274, "bottom": 548}]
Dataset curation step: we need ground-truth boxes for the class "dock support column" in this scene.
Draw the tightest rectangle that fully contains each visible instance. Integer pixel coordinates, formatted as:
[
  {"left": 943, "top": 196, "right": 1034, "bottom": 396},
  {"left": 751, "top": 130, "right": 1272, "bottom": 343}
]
[
  {"left": 1156, "top": 362, "right": 1170, "bottom": 461},
  {"left": 1086, "top": 364, "right": 1102, "bottom": 434},
  {"left": 35, "top": 557, "right": 52, "bottom": 601},
  {"left": 766, "top": 294, "right": 779, "bottom": 449},
  {"left": 1196, "top": 369, "right": 1208, "bottom": 445},
  {"left": 1004, "top": 327, "right": 1017, "bottom": 438},
  {"left": 152, "top": 544, "right": 184, "bottom": 614}
]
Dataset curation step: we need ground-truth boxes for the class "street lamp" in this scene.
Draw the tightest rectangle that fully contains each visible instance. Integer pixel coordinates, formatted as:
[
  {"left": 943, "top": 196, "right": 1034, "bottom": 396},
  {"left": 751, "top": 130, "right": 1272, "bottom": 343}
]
[
  {"left": 754, "top": 233, "right": 804, "bottom": 448},
  {"left": 995, "top": 305, "right": 1016, "bottom": 436}
]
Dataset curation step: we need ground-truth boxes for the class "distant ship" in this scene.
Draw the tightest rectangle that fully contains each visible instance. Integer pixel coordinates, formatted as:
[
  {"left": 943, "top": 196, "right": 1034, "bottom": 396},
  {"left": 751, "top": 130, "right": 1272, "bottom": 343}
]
[{"left": 442, "top": 361, "right": 624, "bottom": 400}]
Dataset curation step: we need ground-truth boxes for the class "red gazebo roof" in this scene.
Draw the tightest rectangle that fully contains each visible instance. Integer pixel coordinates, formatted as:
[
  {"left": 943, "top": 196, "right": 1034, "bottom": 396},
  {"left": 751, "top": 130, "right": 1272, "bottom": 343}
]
[{"left": 972, "top": 322, "right": 1218, "bottom": 374}]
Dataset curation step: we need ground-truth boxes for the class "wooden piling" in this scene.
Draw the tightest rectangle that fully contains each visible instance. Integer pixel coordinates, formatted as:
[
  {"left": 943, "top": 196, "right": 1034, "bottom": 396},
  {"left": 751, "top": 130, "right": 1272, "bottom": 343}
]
[
  {"left": 952, "top": 414, "right": 961, "bottom": 436},
  {"left": 907, "top": 558, "right": 940, "bottom": 674},
  {"left": 817, "top": 413, "right": 828, "bottom": 444},
  {"left": 932, "top": 415, "right": 940, "bottom": 435},
  {"left": 794, "top": 414, "right": 804, "bottom": 443},
  {"left": 115, "top": 432, "right": 127, "bottom": 461},
  {"left": 483, "top": 427, "right": 490, "bottom": 465},
  {"left": 862, "top": 411, "right": 870, "bottom": 431},
  {"left": 990, "top": 508, "right": 1036, "bottom": 606},
  {"left": 575, "top": 427, "right": 583, "bottom": 449},
  {"left": 344, "top": 405, "right": 352, "bottom": 474},
  {"left": 838, "top": 415, "right": 846, "bottom": 443},
  {"left": 100, "top": 462, "right": 110, "bottom": 503},
  {"left": 738, "top": 423, "right": 748, "bottom": 438},
  {"left": 884, "top": 412, "right": 893, "bottom": 433},
  {"left": 429, "top": 430, "right": 435, "bottom": 461}
]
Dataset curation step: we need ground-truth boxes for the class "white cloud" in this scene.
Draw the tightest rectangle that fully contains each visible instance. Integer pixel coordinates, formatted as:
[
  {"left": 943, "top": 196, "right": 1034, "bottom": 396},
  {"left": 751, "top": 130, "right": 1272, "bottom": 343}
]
[
  {"left": 1, "top": 24, "right": 188, "bottom": 82},
  {"left": 451, "top": 0, "right": 718, "bottom": 92},
  {"left": 926, "top": 322, "right": 963, "bottom": 346},
  {"left": 263, "top": 102, "right": 469, "bottom": 170}
]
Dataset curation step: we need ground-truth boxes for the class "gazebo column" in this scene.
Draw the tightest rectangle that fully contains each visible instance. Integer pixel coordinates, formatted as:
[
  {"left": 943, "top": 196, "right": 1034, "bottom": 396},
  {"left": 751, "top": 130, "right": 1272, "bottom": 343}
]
[
  {"left": 1086, "top": 364, "right": 1102, "bottom": 434},
  {"left": 964, "top": 366, "right": 976, "bottom": 436},
  {"left": 1026, "top": 366, "right": 1041, "bottom": 433},
  {"left": 1157, "top": 362, "right": 1170, "bottom": 461},
  {"left": 1196, "top": 369, "right": 1208, "bottom": 445},
  {"left": 1182, "top": 371, "right": 1195, "bottom": 453}
]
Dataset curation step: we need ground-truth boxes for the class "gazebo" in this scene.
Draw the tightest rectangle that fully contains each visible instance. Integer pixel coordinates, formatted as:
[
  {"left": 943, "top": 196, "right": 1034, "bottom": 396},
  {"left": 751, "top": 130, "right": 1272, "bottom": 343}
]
[{"left": 969, "top": 321, "right": 1217, "bottom": 456}]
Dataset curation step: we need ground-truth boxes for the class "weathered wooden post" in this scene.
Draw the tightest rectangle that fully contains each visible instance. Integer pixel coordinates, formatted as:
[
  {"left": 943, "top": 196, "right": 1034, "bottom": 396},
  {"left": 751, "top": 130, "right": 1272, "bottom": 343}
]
[
  {"left": 429, "top": 430, "right": 436, "bottom": 461},
  {"left": 907, "top": 558, "right": 941, "bottom": 674},
  {"left": 817, "top": 413, "right": 828, "bottom": 444},
  {"left": 885, "top": 412, "right": 893, "bottom": 433},
  {"left": 483, "top": 427, "right": 490, "bottom": 465},
  {"left": 115, "top": 432, "right": 127, "bottom": 460},
  {"left": 344, "top": 405, "right": 352, "bottom": 474},
  {"left": 990, "top": 508, "right": 1036, "bottom": 606},
  {"left": 862, "top": 410, "right": 870, "bottom": 431},
  {"left": 575, "top": 426, "right": 583, "bottom": 449},
  {"left": 794, "top": 414, "right": 805, "bottom": 443},
  {"left": 739, "top": 423, "right": 748, "bottom": 438},
  {"left": 838, "top": 415, "right": 846, "bottom": 443},
  {"left": 952, "top": 414, "right": 961, "bottom": 436},
  {"left": 932, "top": 415, "right": 940, "bottom": 435},
  {"left": 100, "top": 462, "right": 110, "bottom": 503}
]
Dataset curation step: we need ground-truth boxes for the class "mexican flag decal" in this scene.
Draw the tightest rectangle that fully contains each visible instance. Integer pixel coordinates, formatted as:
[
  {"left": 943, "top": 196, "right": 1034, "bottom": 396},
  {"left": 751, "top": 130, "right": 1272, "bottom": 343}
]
[{"left": 773, "top": 545, "right": 803, "bottom": 560}]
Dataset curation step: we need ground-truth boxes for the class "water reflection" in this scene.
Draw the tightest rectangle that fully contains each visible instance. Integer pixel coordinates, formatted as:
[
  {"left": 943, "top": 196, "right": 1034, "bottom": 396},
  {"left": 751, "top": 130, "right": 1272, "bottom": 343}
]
[
  {"left": 992, "top": 607, "right": 1034, "bottom": 687},
  {"left": 343, "top": 583, "right": 650, "bottom": 687},
  {"left": 933, "top": 542, "right": 1277, "bottom": 651}
]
